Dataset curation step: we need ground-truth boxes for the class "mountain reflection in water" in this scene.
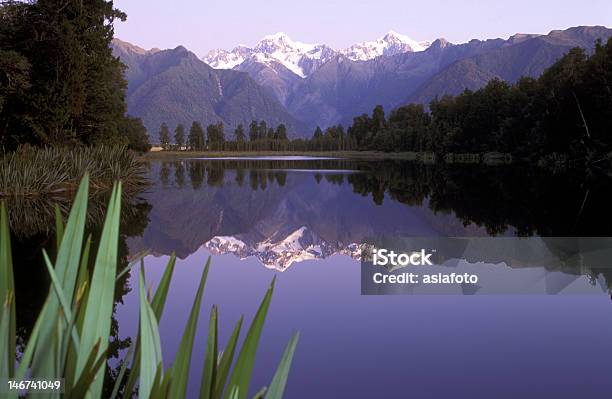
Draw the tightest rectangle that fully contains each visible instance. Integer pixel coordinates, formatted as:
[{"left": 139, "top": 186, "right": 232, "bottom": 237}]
[
  {"left": 132, "top": 158, "right": 612, "bottom": 269},
  {"left": 9, "top": 157, "right": 612, "bottom": 398}
]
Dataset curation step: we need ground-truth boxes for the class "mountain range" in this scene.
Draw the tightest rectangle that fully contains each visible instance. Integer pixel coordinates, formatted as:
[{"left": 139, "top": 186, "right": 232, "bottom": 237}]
[{"left": 112, "top": 26, "right": 612, "bottom": 139}]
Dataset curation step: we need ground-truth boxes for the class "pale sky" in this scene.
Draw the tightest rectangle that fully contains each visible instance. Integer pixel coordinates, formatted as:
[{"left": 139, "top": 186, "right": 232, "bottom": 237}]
[{"left": 114, "top": 0, "right": 612, "bottom": 57}]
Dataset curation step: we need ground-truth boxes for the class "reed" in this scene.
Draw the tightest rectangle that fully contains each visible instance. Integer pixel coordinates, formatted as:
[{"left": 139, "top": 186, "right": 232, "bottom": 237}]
[
  {"left": 0, "top": 176, "right": 298, "bottom": 398},
  {"left": 0, "top": 145, "right": 148, "bottom": 198}
]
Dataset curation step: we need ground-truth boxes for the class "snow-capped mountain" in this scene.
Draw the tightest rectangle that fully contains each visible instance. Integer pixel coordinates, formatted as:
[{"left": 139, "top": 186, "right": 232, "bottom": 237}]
[
  {"left": 203, "top": 45, "right": 253, "bottom": 69},
  {"left": 341, "top": 31, "right": 431, "bottom": 61},
  {"left": 205, "top": 226, "right": 361, "bottom": 271},
  {"left": 203, "top": 31, "right": 428, "bottom": 77},
  {"left": 204, "top": 32, "right": 336, "bottom": 78}
]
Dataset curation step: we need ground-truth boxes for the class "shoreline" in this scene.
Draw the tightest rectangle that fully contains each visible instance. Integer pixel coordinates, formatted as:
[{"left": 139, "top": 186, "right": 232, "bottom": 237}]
[{"left": 142, "top": 150, "right": 427, "bottom": 161}]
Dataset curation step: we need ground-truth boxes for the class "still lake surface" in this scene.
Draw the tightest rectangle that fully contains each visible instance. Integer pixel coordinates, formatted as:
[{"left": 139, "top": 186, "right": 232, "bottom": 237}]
[{"left": 11, "top": 157, "right": 612, "bottom": 398}]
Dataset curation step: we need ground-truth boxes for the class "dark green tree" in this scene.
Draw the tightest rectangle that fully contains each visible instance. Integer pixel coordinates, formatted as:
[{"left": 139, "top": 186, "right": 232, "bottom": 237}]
[
  {"left": 276, "top": 124, "right": 288, "bottom": 141},
  {"left": 188, "top": 121, "right": 205, "bottom": 150},
  {"left": 118, "top": 115, "right": 150, "bottom": 153},
  {"left": 0, "top": 0, "right": 130, "bottom": 148},
  {"left": 249, "top": 120, "right": 259, "bottom": 142},
  {"left": 159, "top": 122, "right": 170, "bottom": 150},
  {"left": 174, "top": 124, "right": 185, "bottom": 150}
]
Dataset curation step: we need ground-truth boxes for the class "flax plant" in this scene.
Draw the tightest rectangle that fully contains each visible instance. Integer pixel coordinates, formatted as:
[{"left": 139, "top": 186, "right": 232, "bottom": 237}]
[{"left": 0, "top": 175, "right": 298, "bottom": 398}]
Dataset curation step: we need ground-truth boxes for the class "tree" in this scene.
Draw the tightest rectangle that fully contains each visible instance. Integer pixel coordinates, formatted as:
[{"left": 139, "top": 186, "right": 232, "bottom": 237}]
[
  {"left": 119, "top": 116, "right": 150, "bottom": 153},
  {"left": 0, "top": 0, "right": 164, "bottom": 151},
  {"left": 249, "top": 120, "right": 259, "bottom": 142},
  {"left": 188, "top": 121, "right": 205, "bottom": 150},
  {"left": 174, "top": 124, "right": 185, "bottom": 150},
  {"left": 0, "top": 0, "right": 129, "bottom": 148},
  {"left": 276, "top": 124, "right": 288, "bottom": 141},
  {"left": 159, "top": 123, "right": 170, "bottom": 150},
  {"left": 206, "top": 122, "right": 225, "bottom": 150},
  {"left": 234, "top": 124, "right": 245, "bottom": 150},
  {"left": 234, "top": 124, "right": 246, "bottom": 142},
  {"left": 258, "top": 121, "right": 268, "bottom": 140}
]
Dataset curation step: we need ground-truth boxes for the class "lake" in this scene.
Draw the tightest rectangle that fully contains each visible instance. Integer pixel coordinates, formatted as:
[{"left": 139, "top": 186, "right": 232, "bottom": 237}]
[{"left": 10, "top": 157, "right": 612, "bottom": 398}]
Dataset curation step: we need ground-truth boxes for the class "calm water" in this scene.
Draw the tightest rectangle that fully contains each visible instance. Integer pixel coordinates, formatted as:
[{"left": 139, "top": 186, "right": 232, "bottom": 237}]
[{"left": 11, "top": 158, "right": 612, "bottom": 398}]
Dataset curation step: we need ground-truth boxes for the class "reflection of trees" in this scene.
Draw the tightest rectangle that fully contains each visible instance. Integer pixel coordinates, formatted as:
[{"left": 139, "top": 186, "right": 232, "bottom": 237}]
[
  {"left": 174, "top": 162, "right": 185, "bottom": 188},
  {"left": 207, "top": 166, "right": 225, "bottom": 187},
  {"left": 325, "top": 174, "right": 344, "bottom": 185},
  {"left": 346, "top": 161, "right": 612, "bottom": 289},
  {"left": 159, "top": 162, "right": 170, "bottom": 186},
  {"left": 235, "top": 167, "right": 245, "bottom": 186},
  {"left": 188, "top": 162, "right": 205, "bottom": 189}
]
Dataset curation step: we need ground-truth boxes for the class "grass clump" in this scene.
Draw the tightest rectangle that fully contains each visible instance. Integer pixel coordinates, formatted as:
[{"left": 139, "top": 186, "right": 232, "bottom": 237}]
[
  {"left": 0, "top": 145, "right": 148, "bottom": 198},
  {"left": 0, "top": 176, "right": 298, "bottom": 398}
]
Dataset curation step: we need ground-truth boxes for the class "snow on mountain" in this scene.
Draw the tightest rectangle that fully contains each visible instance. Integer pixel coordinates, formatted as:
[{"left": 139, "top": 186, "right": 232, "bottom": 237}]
[
  {"left": 203, "top": 31, "right": 428, "bottom": 77},
  {"left": 205, "top": 226, "right": 361, "bottom": 271},
  {"left": 204, "top": 45, "right": 252, "bottom": 69},
  {"left": 341, "top": 31, "right": 430, "bottom": 61},
  {"left": 204, "top": 32, "right": 335, "bottom": 78}
]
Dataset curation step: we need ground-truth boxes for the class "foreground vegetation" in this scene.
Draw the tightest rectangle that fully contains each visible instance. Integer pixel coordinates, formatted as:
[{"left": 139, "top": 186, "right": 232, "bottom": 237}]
[
  {"left": 0, "top": 176, "right": 298, "bottom": 398},
  {"left": 0, "top": 145, "right": 147, "bottom": 198}
]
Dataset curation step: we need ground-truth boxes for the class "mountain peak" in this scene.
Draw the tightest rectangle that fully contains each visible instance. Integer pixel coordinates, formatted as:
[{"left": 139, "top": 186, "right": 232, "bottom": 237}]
[
  {"left": 262, "top": 32, "right": 291, "bottom": 41},
  {"left": 341, "top": 31, "right": 430, "bottom": 61}
]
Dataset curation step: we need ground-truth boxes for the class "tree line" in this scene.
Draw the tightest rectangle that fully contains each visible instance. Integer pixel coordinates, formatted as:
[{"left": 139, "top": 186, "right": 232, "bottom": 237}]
[
  {"left": 344, "top": 38, "right": 612, "bottom": 165},
  {"left": 0, "top": 0, "right": 150, "bottom": 152},
  {"left": 157, "top": 120, "right": 356, "bottom": 152},
  {"left": 157, "top": 37, "right": 612, "bottom": 168},
  {"left": 157, "top": 120, "right": 298, "bottom": 151}
]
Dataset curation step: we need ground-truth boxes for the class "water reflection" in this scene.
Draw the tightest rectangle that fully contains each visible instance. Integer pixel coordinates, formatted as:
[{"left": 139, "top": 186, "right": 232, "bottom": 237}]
[
  {"left": 133, "top": 159, "right": 612, "bottom": 271},
  {"left": 8, "top": 157, "right": 612, "bottom": 397}
]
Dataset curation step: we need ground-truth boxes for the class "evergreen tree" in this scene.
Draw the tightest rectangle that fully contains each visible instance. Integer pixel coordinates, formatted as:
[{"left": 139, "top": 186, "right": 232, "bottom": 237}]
[
  {"left": 0, "top": 0, "right": 130, "bottom": 148},
  {"left": 174, "top": 124, "right": 185, "bottom": 149},
  {"left": 258, "top": 121, "right": 268, "bottom": 140},
  {"left": 206, "top": 122, "right": 225, "bottom": 149},
  {"left": 234, "top": 124, "right": 246, "bottom": 142},
  {"left": 118, "top": 116, "right": 150, "bottom": 153},
  {"left": 159, "top": 122, "right": 170, "bottom": 150},
  {"left": 276, "top": 124, "right": 288, "bottom": 141},
  {"left": 249, "top": 120, "right": 259, "bottom": 142},
  {"left": 188, "top": 121, "right": 205, "bottom": 150}
]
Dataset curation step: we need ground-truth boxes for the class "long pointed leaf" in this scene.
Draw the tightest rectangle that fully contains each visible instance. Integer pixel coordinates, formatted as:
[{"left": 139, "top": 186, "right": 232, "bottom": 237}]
[
  {"left": 139, "top": 266, "right": 164, "bottom": 399},
  {"left": 110, "top": 341, "right": 134, "bottom": 399},
  {"left": 42, "top": 250, "right": 80, "bottom": 351},
  {"left": 213, "top": 316, "right": 243, "bottom": 399},
  {"left": 225, "top": 277, "right": 276, "bottom": 399},
  {"left": 74, "top": 182, "right": 121, "bottom": 397},
  {"left": 0, "top": 202, "right": 16, "bottom": 378},
  {"left": 0, "top": 294, "right": 12, "bottom": 379},
  {"left": 265, "top": 332, "right": 300, "bottom": 399},
  {"left": 67, "top": 341, "right": 107, "bottom": 399},
  {"left": 54, "top": 204, "right": 64, "bottom": 253},
  {"left": 168, "top": 258, "right": 211, "bottom": 399},
  {"left": 199, "top": 305, "right": 218, "bottom": 399},
  {"left": 125, "top": 254, "right": 177, "bottom": 397},
  {"left": 32, "top": 175, "right": 89, "bottom": 379}
]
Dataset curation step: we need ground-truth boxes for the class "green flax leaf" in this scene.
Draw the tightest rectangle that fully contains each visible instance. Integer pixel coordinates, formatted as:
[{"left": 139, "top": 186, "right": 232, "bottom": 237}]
[
  {"left": 168, "top": 257, "right": 211, "bottom": 399},
  {"left": 225, "top": 277, "right": 276, "bottom": 399},
  {"left": 199, "top": 305, "right": 218, "bottom": 399},
  {"left": 265, "top": 332, "right": 300, "bottom": 399}
]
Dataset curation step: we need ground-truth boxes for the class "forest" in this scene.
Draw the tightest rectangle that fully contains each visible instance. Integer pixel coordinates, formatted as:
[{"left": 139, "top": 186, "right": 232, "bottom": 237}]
[
  {"left": 155, "top": 38, "right": 612, "bottom": 171},
  {"left": 0, "top": 0, "right": 150, "bottom": 152}
]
